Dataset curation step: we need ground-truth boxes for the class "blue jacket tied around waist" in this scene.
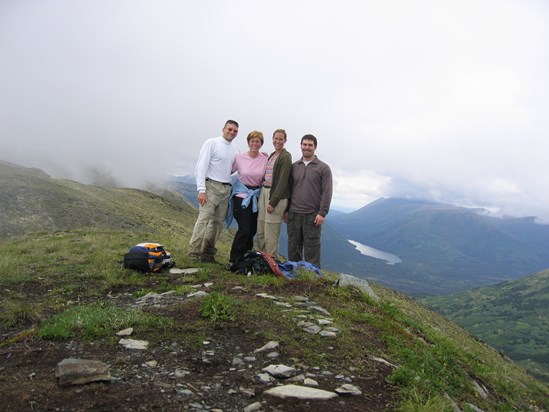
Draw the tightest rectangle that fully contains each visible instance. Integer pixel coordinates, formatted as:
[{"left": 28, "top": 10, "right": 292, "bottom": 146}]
[{"left": 225, "top": 176, "right": 261, "bottom": 228}]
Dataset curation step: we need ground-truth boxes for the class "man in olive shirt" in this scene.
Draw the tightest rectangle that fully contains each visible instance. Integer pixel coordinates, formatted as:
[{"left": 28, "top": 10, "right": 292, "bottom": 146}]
[{"left": 285, "top": 134, "right": 333, "bottom": 267}]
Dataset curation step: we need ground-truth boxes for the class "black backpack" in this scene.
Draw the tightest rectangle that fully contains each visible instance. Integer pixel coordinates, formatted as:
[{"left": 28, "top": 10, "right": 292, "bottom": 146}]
[
  {"left": 123, "top": 243, "right": 175, "bottom": 273},
  {"left": 228, "top": 250, "right": 284, "bottom": 278}
]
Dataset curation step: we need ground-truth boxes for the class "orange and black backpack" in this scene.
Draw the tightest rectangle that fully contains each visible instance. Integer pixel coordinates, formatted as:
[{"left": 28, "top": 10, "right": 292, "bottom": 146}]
[{"left": 123, "top": 243, "right": 175, "bottom": 273}]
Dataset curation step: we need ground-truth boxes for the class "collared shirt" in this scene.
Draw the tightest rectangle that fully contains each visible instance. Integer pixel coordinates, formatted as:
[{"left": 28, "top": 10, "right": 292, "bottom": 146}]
[{"left": 195, "top": 136, "right": 239, "bottom": 193}]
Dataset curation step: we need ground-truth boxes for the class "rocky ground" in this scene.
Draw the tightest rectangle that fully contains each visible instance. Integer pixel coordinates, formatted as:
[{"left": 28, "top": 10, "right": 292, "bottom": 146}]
[{"left": 0, "top": 272, "right": 398, "bottom": 411}]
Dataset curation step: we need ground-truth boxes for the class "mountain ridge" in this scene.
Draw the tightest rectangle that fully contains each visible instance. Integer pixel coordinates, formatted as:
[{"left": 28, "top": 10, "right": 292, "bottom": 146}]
[{"left": 330, "top": 197, "right": 549, "bottom": 294}]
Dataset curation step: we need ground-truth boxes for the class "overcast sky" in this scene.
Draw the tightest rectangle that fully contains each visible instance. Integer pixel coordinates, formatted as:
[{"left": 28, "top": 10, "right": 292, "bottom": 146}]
[{"left": 1, "top": 0, "right": 548, "bottom": 221}]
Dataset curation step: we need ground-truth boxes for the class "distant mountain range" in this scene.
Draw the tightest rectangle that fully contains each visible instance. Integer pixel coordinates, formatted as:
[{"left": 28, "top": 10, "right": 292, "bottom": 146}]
[{"left": 329, "top": 197, "right": 549, "bottom": 295}]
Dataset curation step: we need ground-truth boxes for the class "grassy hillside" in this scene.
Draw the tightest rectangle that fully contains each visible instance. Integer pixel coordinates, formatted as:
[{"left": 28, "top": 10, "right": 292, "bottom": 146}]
[
  {"left": 0, "top": 161, "right": 548, "bottom": 410},
  {"left": 421, "top": 269, "right": 549, "bottom": 384}
]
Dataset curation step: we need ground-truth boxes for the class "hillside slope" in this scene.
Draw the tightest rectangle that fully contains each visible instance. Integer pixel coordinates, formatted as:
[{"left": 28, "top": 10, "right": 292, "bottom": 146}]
[
  {"left": 0, "top": 161, "right": 547, "bottom": 410},
  {"left": 421, "top": 269, "right": 549, "bottom": 384},
  {"left": 0, "top": 160, "right": 198, "bottom": 241}
]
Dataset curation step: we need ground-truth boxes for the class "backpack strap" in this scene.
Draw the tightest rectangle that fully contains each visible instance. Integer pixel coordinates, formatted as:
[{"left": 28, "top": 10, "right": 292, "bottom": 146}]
[{"left": 256, "top": 251, "right": 285, "bottom": 279}]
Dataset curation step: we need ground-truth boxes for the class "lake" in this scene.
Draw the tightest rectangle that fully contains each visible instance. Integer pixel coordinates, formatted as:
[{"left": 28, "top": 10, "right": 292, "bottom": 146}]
[{"left": 348, "top": 240, "right": 402, "bottom": 265}]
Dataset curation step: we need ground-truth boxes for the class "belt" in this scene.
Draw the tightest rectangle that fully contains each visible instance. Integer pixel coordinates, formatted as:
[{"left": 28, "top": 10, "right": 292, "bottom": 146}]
[
  {"left": 206, "top": 177, "right": 231, "bottom": 186},
  {"left": 263, "top": 185, "right": 272, "bottom": 188}
]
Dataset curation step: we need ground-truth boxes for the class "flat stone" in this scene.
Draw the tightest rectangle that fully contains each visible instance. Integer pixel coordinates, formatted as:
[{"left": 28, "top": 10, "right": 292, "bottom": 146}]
[
  {"left": 55, "top": 358, "right": 111, "bottom": 386},
  {"left": 255, "top": 293, "right": 278, "bottom": 300},
  {"left": 254, "top": 340, "right": 279, "bottom": 353},
  {"left": 256, "top": 373, "right": 273, "bottom": 384},
  {"left": 472, "top": 380, "right": 489, "bottom": 399},
  {"left": 116, "top": 327, "right": 133, "bottom": 336},
  {"left": 243, "top": 402, "right": 263, "bottom": 412},
  {"left": 173, "top": 268, "right": 200, "bottom": 275},
  {"left": 319, "top": 330, "right": 337, "bottom": 337},
  {"left": 239, "top": 386, "right": 256, "bottom": 397},
  {"left": 317, "top": 319, "right": 333, "bottom": 325},
  {"left": 303, "top": 325, "right": 322, "bottom": 334},
  {"left": 464, "top": 403, "right": 485, "bottom": 412},
  {"left": 324, "top": 327, "right": 340, "bottom": 332},
  {"left": 144, "top": 360, "right": 158, "bottom": 368},
  {"left": 119, "top": 338, "right": 149, "bottom": 350},
  {"left": 264, "top": 384, "right": 338, "bottom": 400},
  {"left": 289, "top": 374, "right": 308, "bottom": 383},
  {"left": 337, "top": 273, "right": 379, "bottom": 301},
  {"left": 335, "top": 384, "right": 362, "bottom": 395},
  {"left": 304, "top": 378, "right": 319, "bottom": 386},
  {"left": 368, "top": 355, "right": 397, "bottom": 368},
  {"left": 274, "top": 302, "right": 293, "bottom": 308},
  {"left": 262, "top": 364, "right": 299, "bottom": 378},
  {"left": 187, "top": 291, "right": 209, "bottom": 299},
  {"left": 309, "top": 306, "right": 331, "bottom": 316}
]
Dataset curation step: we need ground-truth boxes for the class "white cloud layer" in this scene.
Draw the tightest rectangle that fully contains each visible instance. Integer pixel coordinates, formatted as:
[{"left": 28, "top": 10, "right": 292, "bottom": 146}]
[{"left": 1, "top": 0, "right": 548, "bottom": 221}]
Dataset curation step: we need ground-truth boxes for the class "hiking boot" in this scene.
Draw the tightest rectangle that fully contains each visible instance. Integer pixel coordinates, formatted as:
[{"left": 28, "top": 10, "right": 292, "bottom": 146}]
[
  {"left": 188, "top": 252, "right": 202, "bottom": 263},
  {"left": 200, "top": 255, "right": 221, "bottom": 264}
]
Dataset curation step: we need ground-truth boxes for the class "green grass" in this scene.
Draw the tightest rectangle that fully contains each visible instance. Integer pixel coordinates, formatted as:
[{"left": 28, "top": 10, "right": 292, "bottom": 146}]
[
  {"left": 38, "top": 302, "right": 172, "bottom": 340},
  {"left": 0, "top": 299, "right": 41, "bottom": 327},
  {"left": 200, "top": 292, "right": 238, "bottom": 322}
]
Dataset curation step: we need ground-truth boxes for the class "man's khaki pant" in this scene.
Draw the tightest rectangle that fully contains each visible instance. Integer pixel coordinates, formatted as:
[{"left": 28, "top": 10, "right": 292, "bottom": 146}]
[{"left": 188, "top": 180, "right": 231, "bottom": 260}]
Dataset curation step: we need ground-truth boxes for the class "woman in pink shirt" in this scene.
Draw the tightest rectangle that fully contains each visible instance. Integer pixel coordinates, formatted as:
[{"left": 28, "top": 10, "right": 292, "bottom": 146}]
[{"left": 229, "top": 131, "right": 268, "bottom": 263}]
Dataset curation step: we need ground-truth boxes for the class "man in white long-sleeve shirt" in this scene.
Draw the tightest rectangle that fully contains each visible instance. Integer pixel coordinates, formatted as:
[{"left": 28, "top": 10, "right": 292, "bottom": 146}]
[{"left": 189, "top": 120, "right": 240, "bottom": 262}]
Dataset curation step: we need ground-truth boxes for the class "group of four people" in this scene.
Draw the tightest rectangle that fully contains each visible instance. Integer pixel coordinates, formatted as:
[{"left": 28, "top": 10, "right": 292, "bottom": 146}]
[{"left": 188, "top": 119, "right": 333, "bottom": 269}]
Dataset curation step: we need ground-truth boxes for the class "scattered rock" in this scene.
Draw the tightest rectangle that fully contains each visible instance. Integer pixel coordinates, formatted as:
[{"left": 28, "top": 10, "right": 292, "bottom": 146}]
[
  {"left": 465, "top": 403, "right": 485, "bottom": 412},
  {"left": 262, "top": 364, "right": 299, "bottom": 378},
  {"left": 254, "top": 341, "right": 279, "bottom": 353},
  {"left": 256, "top": 373, "right": 273, "bottom": 384},
  {"left": 264, "top": 384, "right": 338, "bottom": 400},
  {"left": 337, "top": 273, "right": 379, "bottom": 301},
  {"left": 303, "top": 325, "right": 322, "bottom": 334},
  {"left": 116, "top": 327, "right": 133, "bottom": 336},
  {"left": 187, "top": 291, "right": 209, "bottom": 299},
  {"left": 55, "top": 359, "right": 111, "bottom": 386},
  {"left": 335, "top": 383, "right": 362, "bottom": 395},
  {"left": 119, "top": 338, "right": 149, "bottom": 350},
  {"left": 239, "top": 386, "right": 256, "bottom": 397},
  {"left": 170, "top": 268, "right": 200, "bottom": 275},
  {"left": 368, "top": 355, "right": 397, "bottom": 368},
  {"left": 243, "top": 401, "right": 263, "bottom": 412},
  {"left": 471, "top": 380, "right": 489, "bottom": 399},
  {"left": 304, "top": 377, "right": 319, "bottom": 386}
]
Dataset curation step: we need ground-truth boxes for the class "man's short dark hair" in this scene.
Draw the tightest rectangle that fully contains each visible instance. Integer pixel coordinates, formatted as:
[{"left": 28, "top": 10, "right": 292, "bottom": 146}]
[
  {"left": 301, "top": 134, "right": 317, "bottom": 147},
  {"left": 225, "top": 120, "right": 239, "bottom": 128}
]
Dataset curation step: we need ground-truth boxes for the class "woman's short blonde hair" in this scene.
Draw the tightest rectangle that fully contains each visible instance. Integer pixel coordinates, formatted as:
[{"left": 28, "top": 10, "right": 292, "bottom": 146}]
[{"left": 247, "top": 130, "right": 264, "bottom": 144}]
